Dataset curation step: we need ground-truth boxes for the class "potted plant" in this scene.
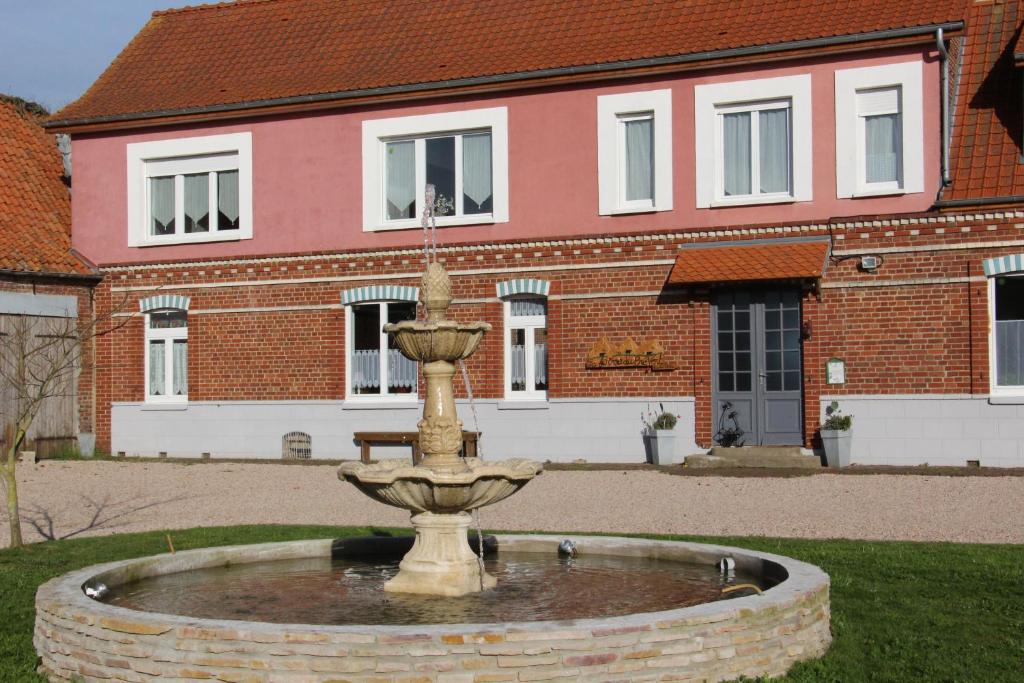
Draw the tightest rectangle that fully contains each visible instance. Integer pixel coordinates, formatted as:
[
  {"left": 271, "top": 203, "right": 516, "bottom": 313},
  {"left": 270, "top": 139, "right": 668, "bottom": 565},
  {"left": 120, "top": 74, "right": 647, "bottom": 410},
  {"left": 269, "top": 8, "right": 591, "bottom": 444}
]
[
  {"left": 820, "top": 400, "right": 853, "bottom": 467},
  {"left": 642, "top": 404, "right": 680, "bottom": 465}
]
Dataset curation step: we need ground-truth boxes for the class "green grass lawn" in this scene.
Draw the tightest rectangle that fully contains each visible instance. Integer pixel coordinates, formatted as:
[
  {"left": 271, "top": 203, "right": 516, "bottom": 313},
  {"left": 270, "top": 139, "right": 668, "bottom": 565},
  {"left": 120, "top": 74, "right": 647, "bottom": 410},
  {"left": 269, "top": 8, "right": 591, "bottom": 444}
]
[{"left": 2, "top": 526, "right": 1021, "bottom": 682}]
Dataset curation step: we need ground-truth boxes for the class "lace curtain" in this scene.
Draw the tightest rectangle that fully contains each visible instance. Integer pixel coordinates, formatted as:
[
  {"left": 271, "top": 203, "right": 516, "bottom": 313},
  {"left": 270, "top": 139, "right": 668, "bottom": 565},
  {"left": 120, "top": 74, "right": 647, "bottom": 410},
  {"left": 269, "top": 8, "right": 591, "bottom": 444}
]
[{"left": 625, "top": 118, "right": 653, "bottom": 201}]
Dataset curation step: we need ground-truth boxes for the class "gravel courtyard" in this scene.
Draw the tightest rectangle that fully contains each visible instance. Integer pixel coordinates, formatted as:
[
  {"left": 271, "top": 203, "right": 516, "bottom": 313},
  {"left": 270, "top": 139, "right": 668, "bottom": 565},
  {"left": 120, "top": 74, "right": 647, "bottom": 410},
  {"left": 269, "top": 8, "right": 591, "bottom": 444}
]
[{"left": 4, "top": 460, "right": 1023, "bottom": 546}]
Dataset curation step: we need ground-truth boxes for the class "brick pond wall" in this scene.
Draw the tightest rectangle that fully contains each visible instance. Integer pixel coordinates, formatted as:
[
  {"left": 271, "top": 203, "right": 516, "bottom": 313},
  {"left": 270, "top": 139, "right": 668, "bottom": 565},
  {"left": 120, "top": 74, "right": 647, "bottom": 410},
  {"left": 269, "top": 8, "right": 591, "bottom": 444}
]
[{"left": 35, "top": 536, "right": 831, "bottom": 682}]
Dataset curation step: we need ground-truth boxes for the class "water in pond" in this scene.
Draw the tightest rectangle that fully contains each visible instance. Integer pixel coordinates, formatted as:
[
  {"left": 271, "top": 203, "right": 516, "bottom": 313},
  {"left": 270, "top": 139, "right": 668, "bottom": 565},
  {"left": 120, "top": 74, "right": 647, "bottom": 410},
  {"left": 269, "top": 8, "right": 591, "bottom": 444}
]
[{"left": 103, "top": 552, "right": 769, "bottom": 625}]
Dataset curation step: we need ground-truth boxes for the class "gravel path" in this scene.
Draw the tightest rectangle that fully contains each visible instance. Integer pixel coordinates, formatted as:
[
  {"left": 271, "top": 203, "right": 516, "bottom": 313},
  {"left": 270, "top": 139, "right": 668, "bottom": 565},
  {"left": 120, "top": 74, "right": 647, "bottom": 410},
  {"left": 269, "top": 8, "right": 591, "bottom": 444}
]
[{"left": 4, "top": 460, "right": 1023, "bottom": 546}]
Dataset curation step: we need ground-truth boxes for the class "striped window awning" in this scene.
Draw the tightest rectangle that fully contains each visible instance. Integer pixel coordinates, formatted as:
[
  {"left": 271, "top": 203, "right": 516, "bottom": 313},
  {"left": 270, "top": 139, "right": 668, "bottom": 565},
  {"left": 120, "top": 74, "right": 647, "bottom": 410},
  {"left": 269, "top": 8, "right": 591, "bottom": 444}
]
[
  {"left": 983, "top": 254, "right": 1024, "bottom": 277},
  {"left": 496, "top": 278, "right": 551, "bottom": 298},
  {"left": 341, "top": 285, "right": 419, "bottom": 306},
  {"left": 667, "top": 239, "right": 829, "bottom": 285},
  {"left": 139, "top": 294, "right": 191, "bottom": 312}
]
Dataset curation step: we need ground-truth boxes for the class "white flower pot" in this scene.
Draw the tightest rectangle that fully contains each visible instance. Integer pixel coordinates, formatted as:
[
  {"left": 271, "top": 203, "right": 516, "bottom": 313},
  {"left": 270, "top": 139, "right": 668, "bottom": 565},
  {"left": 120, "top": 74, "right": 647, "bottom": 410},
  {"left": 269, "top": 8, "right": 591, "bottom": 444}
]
[
  {"left": 820, "top": 429, "right": 852, "bottom": 468},
  {"left": 644, "top": 429, "right": 678, "bottom": 465}
]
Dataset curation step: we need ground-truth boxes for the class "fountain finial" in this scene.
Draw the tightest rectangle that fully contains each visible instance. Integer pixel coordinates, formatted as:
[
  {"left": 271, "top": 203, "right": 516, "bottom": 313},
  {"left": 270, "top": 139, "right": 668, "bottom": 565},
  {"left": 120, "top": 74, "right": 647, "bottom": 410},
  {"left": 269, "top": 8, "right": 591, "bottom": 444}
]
[{"left": 421, "top": 262, "right": 452, "bottom": 322}]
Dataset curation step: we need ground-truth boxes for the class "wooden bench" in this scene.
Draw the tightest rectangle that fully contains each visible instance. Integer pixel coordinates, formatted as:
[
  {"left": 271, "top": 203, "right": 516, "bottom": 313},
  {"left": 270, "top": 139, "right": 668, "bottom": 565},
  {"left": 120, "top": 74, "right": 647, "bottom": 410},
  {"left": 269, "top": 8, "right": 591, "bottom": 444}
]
[{"left": 353, "top": 431, "right": 481, "bottom": 465}]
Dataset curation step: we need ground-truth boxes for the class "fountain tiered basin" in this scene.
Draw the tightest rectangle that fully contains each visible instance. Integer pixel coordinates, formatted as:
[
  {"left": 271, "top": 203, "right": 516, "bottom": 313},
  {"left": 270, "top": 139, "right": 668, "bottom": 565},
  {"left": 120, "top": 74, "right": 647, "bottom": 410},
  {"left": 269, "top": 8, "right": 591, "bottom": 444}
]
[
  {"left": 339, "top": 261, "right": 543, "bottom": 596},
  {"left": 34, "top": 260, "right": 832, "bottom": 682}
]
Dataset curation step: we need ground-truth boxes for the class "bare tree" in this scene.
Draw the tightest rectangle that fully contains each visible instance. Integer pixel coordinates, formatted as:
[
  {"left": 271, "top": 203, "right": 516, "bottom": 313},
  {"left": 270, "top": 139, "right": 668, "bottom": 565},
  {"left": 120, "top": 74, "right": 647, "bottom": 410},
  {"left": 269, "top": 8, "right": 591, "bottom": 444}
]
[{"left": 0, "top": 302, "right": 127, "bottom": 548}]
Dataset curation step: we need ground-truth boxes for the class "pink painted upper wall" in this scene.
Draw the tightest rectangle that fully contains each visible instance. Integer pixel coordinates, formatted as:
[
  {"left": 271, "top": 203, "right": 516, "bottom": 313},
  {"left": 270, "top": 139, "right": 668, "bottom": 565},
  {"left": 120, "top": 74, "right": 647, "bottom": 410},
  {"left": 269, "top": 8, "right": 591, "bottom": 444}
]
[{"left": 71, "top": 46, "right": 941, "bottom": 266}]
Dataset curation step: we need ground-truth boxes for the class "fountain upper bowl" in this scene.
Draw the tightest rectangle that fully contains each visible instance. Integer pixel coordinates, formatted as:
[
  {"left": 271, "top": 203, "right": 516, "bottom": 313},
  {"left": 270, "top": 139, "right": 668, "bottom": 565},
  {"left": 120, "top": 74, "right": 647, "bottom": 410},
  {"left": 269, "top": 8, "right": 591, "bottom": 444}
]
[
  {"left": 338, "top": 458, "right": 542, "bottom": 513},
  {"left": 384, "top": 320, "right": 491, "bottom": 363}
]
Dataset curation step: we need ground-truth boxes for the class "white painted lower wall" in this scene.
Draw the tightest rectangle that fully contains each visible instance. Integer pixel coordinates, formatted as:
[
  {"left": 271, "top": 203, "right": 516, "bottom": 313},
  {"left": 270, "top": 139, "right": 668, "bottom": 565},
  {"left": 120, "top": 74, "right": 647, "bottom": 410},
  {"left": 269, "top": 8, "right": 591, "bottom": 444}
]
[
  {"left": 820, "top": 394, "right": 1024, "bottom": 467},
  {"left": 111, "top": 397, "right": 698, "bottom": 464}
]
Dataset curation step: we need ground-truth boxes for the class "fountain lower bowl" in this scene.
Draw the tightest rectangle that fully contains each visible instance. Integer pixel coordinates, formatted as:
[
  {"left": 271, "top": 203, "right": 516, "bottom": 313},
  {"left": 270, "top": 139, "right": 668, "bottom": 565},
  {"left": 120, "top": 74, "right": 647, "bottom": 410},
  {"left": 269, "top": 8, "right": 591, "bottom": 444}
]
[{"left": 35, "top": 535, "right": 831, "bottom": 682}]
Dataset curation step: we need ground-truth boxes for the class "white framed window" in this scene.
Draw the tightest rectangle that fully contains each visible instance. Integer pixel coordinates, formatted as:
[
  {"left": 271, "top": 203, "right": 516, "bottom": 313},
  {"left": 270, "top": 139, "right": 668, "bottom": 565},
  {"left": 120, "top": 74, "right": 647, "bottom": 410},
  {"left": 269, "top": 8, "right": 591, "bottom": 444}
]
[
  {"left": 835, "top": 61, "right": 923, "bottom": 198},
  {"left": 695, "top": 75, "right": 812, "bottom": 208},
  {"left": 504, "top": 297, "right": 548, "bottom": 400},
  {"left": 345, "top": 301, "right": 418, "bottom": 400},
  {"left": 126, "top": 132, "right": 253, "bottom": 247},
  {"left": 989, "top": 273, "right": 1024, "bottom": 398},
  {"left": 145, "top": 310, "right": 188, "bottom": 404},
  {"left": 362, "top": 108, "right": 509, "bottom": 231},
  {"left": 597, "top": 89, "right": 673, "bottom": 215}
]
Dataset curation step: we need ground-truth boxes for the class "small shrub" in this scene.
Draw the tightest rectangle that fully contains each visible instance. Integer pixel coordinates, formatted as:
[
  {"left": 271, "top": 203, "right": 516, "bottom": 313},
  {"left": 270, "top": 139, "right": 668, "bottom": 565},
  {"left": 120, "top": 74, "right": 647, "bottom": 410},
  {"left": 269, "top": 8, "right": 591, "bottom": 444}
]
[{"left": 822, "top": 400, "right": 853, "bottom": 431}]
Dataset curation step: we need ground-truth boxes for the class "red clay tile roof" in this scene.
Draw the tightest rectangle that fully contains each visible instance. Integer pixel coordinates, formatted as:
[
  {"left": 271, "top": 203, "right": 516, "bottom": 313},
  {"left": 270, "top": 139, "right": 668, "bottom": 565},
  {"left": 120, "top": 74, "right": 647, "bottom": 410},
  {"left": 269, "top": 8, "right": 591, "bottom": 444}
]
[
  {"left": 944, "top": 0, "right": 1024, "bottom": 202},
  {"left": 53, "top": 0, "right": 965, "bottom": 125},
  {"left": 667, "top": 240, "right": 829, "bottom": 285},
  {"left": 0, "top": 100, "right": 90, "bottom": 276}
]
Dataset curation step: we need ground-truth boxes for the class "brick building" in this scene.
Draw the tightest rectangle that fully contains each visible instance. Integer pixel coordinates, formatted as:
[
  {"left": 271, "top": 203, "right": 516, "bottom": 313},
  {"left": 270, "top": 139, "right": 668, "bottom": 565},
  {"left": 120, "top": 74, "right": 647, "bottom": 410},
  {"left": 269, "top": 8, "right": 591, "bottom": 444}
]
[
  {"left": 0, "top": 98, "right": 100, "bottom": 454},
  {"left": 46, "top": 0, "right": 1024, "bottom": 466}
]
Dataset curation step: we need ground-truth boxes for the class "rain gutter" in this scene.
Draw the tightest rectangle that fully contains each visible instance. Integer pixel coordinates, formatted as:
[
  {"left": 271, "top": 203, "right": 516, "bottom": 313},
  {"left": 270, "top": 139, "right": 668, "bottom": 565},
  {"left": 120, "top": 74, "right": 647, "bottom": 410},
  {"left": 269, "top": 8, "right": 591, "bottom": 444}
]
[
  {"left": 45, "top": 22, "right": 963, "bottom": 131},
  {"left": 935, "top": 195, "right": 1024, "bottom": 208},
  {"left": 0, "top": 269, "right": 103, "bottom": 284}
]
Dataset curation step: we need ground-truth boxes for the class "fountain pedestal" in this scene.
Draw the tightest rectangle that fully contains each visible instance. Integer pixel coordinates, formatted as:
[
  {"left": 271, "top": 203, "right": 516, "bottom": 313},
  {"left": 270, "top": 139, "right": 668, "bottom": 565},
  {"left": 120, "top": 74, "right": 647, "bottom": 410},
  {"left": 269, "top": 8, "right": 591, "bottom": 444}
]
[
  {"left": 385, "top": 512, "right": 497, "bottom": 595},
  {"left": 339, "top": 262, "right": 542, "bottom": 596}
]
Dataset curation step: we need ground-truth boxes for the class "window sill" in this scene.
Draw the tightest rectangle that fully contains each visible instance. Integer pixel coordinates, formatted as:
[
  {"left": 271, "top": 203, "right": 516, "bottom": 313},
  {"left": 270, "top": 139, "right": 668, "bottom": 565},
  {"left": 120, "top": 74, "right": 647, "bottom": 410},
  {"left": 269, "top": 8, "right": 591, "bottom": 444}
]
[
  {"left": 342, "top": 400, "right": 420, "bottom": 410},
  {"left": 133, "top": 231, "right": 250, "bottom": 247},
  {"left": 851, "top": 187, "right": 907, "bottom": 199},
  {"left": 988, "top": 394, "right": 1024, "bottom": 405},
  {"left": 606, "top": 205, "right": 664, "bottom": 216},
  {"left": 498, "top": 400, "right": 550, "bottom": 410},
  {"left": 708, "top": 195, "right": 797, "bottom": 208},
  {"left": 364, "top": 214, "right": 502, "bottom": 232},
  {"left": 141, "top": 402, "right": 189, "bottom": 411}
]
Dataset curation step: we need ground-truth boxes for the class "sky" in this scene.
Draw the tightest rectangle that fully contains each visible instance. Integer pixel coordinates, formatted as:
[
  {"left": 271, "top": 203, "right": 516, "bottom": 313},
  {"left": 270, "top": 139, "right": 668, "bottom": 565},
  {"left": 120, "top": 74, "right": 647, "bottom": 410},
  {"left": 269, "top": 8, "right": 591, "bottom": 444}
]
[{"left": 0, "top": 0, "right": 188, "bottom": 113}]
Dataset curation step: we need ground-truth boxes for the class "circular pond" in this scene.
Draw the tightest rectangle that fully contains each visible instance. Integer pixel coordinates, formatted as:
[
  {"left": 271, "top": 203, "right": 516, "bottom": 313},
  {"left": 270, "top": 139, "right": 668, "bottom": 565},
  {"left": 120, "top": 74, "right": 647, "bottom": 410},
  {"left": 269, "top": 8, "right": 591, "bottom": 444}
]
[{"left": 35, "top": 535, "right": 831, "bottom": 682}]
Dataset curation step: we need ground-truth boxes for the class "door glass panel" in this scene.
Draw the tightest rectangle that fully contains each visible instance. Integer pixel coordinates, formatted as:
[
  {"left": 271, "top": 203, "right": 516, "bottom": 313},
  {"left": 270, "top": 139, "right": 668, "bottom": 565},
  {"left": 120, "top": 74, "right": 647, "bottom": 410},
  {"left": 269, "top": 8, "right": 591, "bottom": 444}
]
[
  {"left": 736, "top": 373, "right": 751, "bottom": 392},
  {"left": 736, "top": 353, "right": 751, "bottom": 371},
  {"left": 783, "top": 329, "right": 800, "bottom": 349},
  {"left": 784, "top": 371, "right": 800, "bottom": 391},
  {"left": 735, "top": 311, "right": 750, "bottom": 330},
  {"left": 783, "top": 308, "right": 799, "bottom": 329},
  {"left": 784, "top": 350, "right": 800, "bottom": 371},
  {"left": 766, "top": 372, "right": 782, "bottom": 391},
  {"left": 764, "top": 310, "right": 780, "bottom": 330},
  {"left": 717, "top": 332, "right": 733, "bottom": 351},
  {"left": 717, "top": 311, "right": 733, "bottom": 331},
  {"left": 735, "top": 330, "right": 750, "bottom": 351},
  {"left": 719, "top": 373, "right": 734, "bottom": 392},
  {"left": 719, "top": 353, "right": 734, "bottom": 371},
  {"left": 765, "top": 331, "right": 780, "bottom": 351},
  {"left": 765, "top": 351, "right": 781, "bottom": 372}
]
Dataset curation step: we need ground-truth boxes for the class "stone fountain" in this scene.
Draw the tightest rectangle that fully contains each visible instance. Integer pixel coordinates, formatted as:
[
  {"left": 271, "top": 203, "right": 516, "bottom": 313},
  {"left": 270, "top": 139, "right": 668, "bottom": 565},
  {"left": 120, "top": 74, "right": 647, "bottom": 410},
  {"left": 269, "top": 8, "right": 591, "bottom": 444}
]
[{"left": 338, "top": 261, "right": 542, "bottom": 596}]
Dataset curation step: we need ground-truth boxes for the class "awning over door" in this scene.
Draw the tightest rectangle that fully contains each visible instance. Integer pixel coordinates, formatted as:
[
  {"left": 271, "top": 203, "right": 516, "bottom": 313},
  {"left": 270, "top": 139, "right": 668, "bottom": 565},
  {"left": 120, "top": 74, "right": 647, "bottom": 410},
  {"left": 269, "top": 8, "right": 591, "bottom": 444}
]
[{"left": 667, "top": 239, "right": 829, "bottom": 285}]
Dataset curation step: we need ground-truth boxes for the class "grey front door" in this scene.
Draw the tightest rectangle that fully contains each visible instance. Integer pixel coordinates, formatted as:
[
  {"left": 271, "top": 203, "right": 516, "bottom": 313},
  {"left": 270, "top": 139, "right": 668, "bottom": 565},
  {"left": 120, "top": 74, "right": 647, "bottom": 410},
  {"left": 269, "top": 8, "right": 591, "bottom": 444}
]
[{"left": 712, "top": 289, "right": 803, "bottom": 446}]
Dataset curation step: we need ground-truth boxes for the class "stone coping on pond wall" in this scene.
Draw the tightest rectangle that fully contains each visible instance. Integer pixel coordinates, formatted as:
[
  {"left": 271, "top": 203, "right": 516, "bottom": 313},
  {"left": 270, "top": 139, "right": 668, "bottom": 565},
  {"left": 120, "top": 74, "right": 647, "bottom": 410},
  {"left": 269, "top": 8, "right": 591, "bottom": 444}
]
[{"left": 35, "top": 535, "right": 831, "bottom": 682}]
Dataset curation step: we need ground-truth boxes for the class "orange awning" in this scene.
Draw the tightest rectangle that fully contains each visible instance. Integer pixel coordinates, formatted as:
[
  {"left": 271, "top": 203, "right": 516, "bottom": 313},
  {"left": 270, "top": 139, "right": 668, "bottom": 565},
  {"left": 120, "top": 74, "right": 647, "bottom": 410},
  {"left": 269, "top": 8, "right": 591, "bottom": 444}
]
[{"left": 667, "top": 239, "right": 829, "bottom": 285}]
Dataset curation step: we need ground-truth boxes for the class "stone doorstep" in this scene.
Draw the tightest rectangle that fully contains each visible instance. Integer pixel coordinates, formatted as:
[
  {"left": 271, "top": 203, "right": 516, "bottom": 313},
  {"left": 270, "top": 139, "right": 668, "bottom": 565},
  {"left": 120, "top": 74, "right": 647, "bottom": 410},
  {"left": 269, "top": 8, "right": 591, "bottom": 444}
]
[{"left": 686, "top": 446, "right": 822, "bottom": 469}]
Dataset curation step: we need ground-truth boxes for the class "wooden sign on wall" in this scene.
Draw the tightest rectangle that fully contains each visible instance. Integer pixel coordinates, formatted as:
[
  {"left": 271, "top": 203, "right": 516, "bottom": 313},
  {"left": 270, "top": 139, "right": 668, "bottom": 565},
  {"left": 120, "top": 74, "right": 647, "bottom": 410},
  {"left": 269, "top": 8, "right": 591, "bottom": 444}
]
[{"left": 585, "top": 336, "right": 675, "bottom": 371}]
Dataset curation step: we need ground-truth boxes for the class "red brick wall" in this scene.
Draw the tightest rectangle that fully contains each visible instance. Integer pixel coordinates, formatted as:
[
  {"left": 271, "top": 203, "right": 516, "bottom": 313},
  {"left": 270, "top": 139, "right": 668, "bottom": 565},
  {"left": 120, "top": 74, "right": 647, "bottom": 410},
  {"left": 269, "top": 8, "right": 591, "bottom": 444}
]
[{"left": 91, "top": 210, "right": 1024, "bottom": 452}]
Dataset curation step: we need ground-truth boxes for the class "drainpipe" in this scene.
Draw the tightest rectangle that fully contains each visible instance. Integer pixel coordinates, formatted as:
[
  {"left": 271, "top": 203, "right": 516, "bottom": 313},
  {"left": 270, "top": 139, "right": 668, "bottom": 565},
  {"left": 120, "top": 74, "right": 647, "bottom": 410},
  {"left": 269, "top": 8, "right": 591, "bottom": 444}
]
[{"left": 937, "top": 28, "right": 951, "bottom": 187}]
